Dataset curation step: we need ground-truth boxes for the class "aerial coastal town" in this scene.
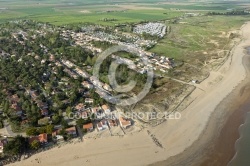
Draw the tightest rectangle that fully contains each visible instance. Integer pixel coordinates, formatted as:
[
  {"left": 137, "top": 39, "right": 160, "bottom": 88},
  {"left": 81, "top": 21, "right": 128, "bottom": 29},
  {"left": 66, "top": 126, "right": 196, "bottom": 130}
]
[
  {"left": 1, "top": 0, "right": 250, "bottom": 165},
  {"left": 0, "top": 19, "right": 176, "bottom": 163}
]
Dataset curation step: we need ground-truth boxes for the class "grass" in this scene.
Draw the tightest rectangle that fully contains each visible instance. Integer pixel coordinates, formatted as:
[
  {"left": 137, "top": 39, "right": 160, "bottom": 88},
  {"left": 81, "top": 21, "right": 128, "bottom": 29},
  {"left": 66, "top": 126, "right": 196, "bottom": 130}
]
[
  {"left": 1, "top": 0, "right": 250, "bottom": 61},
  {"left": 0, "top": 5, "right": 182, "bottom": 26},
  {"left": 0, "top": 0, "right": 247, "bottom": 26},
  {"left": 150, "top": 15, "right": 250, "bottom": 60},
  {"left": 155, "top": 4, "right": 236, "bottom": 11}
]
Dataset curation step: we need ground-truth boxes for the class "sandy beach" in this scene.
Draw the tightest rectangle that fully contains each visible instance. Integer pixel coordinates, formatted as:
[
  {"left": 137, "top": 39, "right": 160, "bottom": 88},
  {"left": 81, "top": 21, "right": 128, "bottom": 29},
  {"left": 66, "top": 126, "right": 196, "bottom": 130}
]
[
  {"left": 152, "top": 48, "right": 250, "bottom": 166},
  {"left": 7, "top": 22, "right": 250, "bottom": 166},
  {"left": 199, "top": 50, "right": 250, "bottom": 166}
]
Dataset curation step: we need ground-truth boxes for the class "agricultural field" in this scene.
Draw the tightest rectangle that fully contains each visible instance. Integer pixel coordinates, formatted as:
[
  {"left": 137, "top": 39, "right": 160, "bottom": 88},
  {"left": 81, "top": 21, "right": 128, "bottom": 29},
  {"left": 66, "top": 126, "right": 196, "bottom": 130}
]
[
  {"left": 0, "top": 5, "right": 180, "bottom": 25},
  {"left": 0, "top": 0, "right": 248, "bottom": 25}
]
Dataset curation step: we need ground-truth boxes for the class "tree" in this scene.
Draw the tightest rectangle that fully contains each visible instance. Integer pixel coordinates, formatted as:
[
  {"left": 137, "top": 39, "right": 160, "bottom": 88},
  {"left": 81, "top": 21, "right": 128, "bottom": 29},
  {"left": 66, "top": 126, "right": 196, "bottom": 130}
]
[
  {"left": 52, "top": 114, "right": 60, "bottom": 124},
  {"left": 59, "top": 128, "right": 66, "bottom": 136},
  {"left": 58, "top": 109, "right": 63, "bottom": 116},
  {"left": 0, "top": 121, "right": 3, "bottom": 129},
  {"left": 3, "top": 135, "right": 27, "bottom": 156},
  {"left": 66, "top": 106, "right": 72, "bottom": 116},
  {"left": 30, "top": 140, "right": 40, "bottom": 150},
  {"left": 76, "top": 118, "right": 91, "bottom": 126},
  {"left": 69, "top": 93, "right": 77, "bottom": 103},
  {"left": 37, "top": 127, "right": 46, "bottom": 134},
  {"left": 3, "top": 101, "right": 9, "bottom": 112},
  {"left": 60, "top": 119, "right": 68, "bottom": 128},
  {"left": 46, "top": 124, "right": 54, "bottom": 134},
  {"left": 31, "top": 104, "right": 37, "bottom": 113},
  {"left": 85, "top": 56, "right": 92, "bottom": 65},
  {"left": 26, "top": 127, "right": 38, "bottom": 136},
  {"left": 38, "top": 117, "right": 49, "bottom": 125}
]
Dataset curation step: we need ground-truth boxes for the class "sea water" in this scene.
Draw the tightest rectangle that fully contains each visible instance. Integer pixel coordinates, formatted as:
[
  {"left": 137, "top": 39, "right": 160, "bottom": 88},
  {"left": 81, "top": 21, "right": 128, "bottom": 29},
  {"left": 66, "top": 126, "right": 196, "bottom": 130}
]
[
  {"left": 228, "top": 47, "right": 250, "bottom": 166},
  {"left": 228, "top": 113, "right": 250, "bottom": 166}
]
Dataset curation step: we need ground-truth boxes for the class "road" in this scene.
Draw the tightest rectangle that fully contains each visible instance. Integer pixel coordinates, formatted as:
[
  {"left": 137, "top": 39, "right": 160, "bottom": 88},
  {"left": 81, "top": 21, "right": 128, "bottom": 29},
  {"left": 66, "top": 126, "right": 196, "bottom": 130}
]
[
  {"left": 155, "top": 73, "right": 205, "bottom": 91},
  {"left": 0, "top": 120, "right": 26, "bottom": 137}
]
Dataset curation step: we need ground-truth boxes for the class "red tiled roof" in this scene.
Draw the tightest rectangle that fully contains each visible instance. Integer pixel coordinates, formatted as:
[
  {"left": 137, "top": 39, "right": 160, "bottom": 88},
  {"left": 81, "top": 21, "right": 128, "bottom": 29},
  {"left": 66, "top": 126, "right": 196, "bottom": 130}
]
[
  {"left": 65, "top": 127, "right": 76, "bottom": 135},
  {"left": 83, "top": 123, "right": 93, "bottom": 130},
  {"left": 39, "top": 133, "right": 47, "bottom": 143},
  {"left": 119, "top": 117, "right": 131, "bottom": 127},
  {"left": 66, "top": 127, "right": 76, "bottom": 132},
  {"left": 29, "top": 133, "right": 48, "bottom": 144}
]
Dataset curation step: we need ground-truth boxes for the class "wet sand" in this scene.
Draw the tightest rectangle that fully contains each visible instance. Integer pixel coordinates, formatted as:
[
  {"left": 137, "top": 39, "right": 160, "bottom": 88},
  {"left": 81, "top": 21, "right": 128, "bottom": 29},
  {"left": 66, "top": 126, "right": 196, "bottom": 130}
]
[
  {"left": 199, "top": 50, "right": 250, "bottom": 166},
  {"left": 200, "top": 85, "right": 250, "bottom": 166},
  {"left": 151, "top": 50, "right": 250, "bottom": 166}
]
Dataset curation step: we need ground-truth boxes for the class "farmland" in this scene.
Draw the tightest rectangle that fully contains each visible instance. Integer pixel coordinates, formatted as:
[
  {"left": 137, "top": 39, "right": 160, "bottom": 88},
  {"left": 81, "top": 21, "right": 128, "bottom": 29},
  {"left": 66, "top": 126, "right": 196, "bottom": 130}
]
[
  {"left": 0, "top": 0, "right": 248, "bottom": 25},
  {"left": 0, "top": 7, "right": 180, "bottom": 25}
]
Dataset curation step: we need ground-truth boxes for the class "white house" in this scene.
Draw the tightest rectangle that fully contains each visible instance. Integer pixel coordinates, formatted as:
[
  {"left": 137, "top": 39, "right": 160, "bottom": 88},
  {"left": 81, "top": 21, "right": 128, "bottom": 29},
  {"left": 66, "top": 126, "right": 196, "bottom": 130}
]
[
  {"left": 97, "top": 120, "right": 108, "bottom": 131},
  {"left": 85, "top": 98, "right": 94, "bottom": 104},
  {"left": 101, "top": 104, "right": 111, "bottom": 114}
]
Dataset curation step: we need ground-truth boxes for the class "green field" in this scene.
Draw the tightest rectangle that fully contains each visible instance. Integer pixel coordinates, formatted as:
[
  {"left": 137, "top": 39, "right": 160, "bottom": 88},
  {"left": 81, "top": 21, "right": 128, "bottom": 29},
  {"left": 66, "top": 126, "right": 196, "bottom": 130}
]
[
  {"left": 1, "top": 0, "right": 249, "bottom": 63},
  {"left": 150, "top": 15, "right": 250, "bottom": 60},
  {"left": 0, "top": 0, "right": 247, "bottom": 25},
  {"left": 0, "top": 6, "right": 180, "bottom": 25},
  {"left": 1, "top": 0, "right": 250, "bottom": 67}
]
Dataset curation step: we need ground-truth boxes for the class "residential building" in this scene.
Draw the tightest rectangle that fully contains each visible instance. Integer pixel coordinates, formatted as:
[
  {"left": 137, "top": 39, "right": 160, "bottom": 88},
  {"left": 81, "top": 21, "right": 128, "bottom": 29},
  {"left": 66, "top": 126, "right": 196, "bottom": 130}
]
[
  {"left": 29, "top": 133, "right": 48, "bottom": 144},
  {"left": 91, "top": 107, "right": 100, "bottom": 115},
  {"left": 103, "top": 83, "right": 112, "bottom": 91},
  {"left": 119, "top": 117, "right": 132, "bottom": 129},
  {"left": 65, "top": 126, "right": 77, "bottom": 137},
  {"left": 85, "top": 98, "right": 94, "bottom": 104},
  {"left": 101, "top": 104, "right": 111, "bottom": 114},
  {"left": 108, "top": 119, "right": 118, "bottom": 127},
  {"left": 75, "top": 103, "right": 85, "bottom": 111},
  {"left": 0, "top": 138, "right": 8, "bottom": 153},
  {"left": 10, "top": 94, "right": 20, "bottom": 103},
  {"left": 83, "top": 123, "right": 94, "bottom": 132},
  {"left": 52, "top": 129, "right": 61, "bottom": 137},
  {"left": 41, "top": 109, "right": 49, "bottom": 116},
  {"left": 81, "top": 111, "right": 88, "bottom": 119},
  {"left": 96, "top": 119, "right": 108, "bottom": 131},
  {"left": 81, "top": 81, "right": 93, "bottom": 89},
  {"left": 11, "top": 103, "right": 22, "bottom": 116}
]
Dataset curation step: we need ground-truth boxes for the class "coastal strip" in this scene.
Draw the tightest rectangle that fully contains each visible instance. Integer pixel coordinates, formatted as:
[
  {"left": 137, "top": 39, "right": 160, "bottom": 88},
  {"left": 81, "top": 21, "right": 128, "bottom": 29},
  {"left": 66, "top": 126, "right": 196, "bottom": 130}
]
[{"left": 7, "top": 22, "right": 250, "bottom": 166}]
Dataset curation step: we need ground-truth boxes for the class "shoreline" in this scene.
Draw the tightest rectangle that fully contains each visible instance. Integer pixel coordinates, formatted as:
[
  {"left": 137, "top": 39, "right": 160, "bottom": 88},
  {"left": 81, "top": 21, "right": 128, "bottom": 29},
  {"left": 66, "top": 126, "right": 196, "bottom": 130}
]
[
  {"left": 200, "top": 51, "right": 250, "bottom": 166},
  {"left": 150, "top": 70, "right": 250, "bottom": 166},
  {"left": 151, "top": 29, "right": 250, "bottom": 166},
  {"left": 228, "top": 112, "right": 250, "bottom": 165},
  {"left": 6, "top": 22, "right": 250, "bottom": 166}
]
